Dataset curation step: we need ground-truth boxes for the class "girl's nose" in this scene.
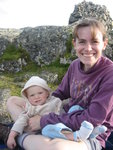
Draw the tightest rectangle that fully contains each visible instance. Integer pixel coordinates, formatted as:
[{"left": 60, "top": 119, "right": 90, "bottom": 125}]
[{"left": 86, "top": 43, "right": 92, "bottom": 51}]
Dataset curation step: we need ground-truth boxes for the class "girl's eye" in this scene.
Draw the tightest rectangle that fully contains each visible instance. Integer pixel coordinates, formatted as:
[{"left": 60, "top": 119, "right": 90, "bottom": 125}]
[
  {"left": 79, "top": 40, "right": 85, "bottom": 43},
  {"left": 92, "top": 40, "right": 99, "bottom": 43},
  {"left": 78, "top": 40, "right": 86, "bottom": 44}
]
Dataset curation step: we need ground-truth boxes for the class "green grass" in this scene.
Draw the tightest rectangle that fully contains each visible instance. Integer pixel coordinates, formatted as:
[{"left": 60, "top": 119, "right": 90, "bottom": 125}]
[
  {"left": 0, "top": 57, "right": 70, "bottom": 95},
  {"left": 0, "top": 76, "right": 21, "bottom": 95},
  {"left": 40, "top": 58, "right": 70, "bottom": 83}
]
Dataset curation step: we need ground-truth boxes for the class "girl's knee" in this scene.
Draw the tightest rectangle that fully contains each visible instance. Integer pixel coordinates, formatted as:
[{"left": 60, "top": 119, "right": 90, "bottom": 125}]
[
  {"left": 49, "top": 139, "right": 67, "bottom": 150},
  {"left": 49, "top": 139, "right": 88, "bottom": 150}
]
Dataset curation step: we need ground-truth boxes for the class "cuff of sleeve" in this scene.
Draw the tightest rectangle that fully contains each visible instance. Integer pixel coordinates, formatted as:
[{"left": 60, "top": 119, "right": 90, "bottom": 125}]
[
  {"left": 40, "top": 115, "right": 47, "bottom": 129},
  {"left": 73, "top": 131, "right": 79, "bottom": 141}
]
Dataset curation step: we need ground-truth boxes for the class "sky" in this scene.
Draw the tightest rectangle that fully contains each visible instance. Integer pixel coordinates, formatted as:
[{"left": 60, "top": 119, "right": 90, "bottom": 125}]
[{"left": 0, "top": 0, "right": 112, "bottom": 29}]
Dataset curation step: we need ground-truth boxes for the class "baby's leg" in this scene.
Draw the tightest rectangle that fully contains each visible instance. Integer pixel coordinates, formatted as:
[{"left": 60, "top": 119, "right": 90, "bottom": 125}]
[{"left": 7, "top": 96, "right": 25, "bottom": 121}]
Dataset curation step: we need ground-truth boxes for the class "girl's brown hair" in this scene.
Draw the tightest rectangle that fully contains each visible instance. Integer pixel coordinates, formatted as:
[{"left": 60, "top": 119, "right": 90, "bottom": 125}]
[{"left": 73, "top": 18, "right": 107, "bottom": 41}]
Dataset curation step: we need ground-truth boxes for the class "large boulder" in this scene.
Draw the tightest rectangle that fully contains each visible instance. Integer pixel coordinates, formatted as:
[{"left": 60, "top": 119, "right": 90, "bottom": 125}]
[
  {"left": 13, "top": 26, "right": 70, "bottom": 66},
  {"left": 69, "top": 1, "right": 112, "bottom": 32}
]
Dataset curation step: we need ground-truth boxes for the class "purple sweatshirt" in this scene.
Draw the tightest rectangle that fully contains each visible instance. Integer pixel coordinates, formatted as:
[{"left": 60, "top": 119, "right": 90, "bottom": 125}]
[{"left": 40, "top": 56, "right": 113, "bottom": 148}]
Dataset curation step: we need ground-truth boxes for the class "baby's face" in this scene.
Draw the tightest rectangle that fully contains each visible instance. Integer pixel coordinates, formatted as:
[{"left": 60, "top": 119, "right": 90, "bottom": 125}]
[{"left": 26, "top": 85, "right": 49, "bottom": 106}]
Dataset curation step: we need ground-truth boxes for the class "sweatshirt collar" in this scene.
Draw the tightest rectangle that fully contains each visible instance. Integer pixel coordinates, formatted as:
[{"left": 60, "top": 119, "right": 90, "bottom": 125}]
[{"left": 78, "top": 57, "right": 103, "bottom": 74}]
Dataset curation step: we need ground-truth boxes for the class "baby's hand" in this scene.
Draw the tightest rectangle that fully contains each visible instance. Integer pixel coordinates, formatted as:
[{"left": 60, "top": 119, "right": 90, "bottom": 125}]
[
  {"left": 7, "top": 136, "right": 16, "bottom": 149},
  {"left": 7, "top": 130, "right": 18, "bottom": 149}
]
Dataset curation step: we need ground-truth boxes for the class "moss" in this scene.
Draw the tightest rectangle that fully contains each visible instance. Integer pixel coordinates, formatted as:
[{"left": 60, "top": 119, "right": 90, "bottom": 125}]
[
  {"left": 0, "top": 76, "right": 21, "bottom": 96},
  {"left": 64, "top": 34, "right": 78, "bottom": 61},
  {"left": 65, "top": 34, "right": 73, "bottom": 54},
  {"left": 21, "top": 61, "right": 38, "bottom": 72},
  {"left": 0, "top": 44, "right": 31, "bottom": 62}
]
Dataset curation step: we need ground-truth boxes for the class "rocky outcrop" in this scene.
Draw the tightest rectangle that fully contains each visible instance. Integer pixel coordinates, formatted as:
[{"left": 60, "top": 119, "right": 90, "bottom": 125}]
[
  {"left": 14, "top": 26, "right": 70, "bottom": 65},
  {"left": 0, "top": 1, "right": 112, "bottom": 73},
  {"left": 0, "top": 26, "right": 71, "bottom": 73}
]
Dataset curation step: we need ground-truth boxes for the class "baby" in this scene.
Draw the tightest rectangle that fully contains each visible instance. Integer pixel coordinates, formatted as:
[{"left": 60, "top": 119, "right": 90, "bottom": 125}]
[{"left": 7, "top": 76, "right": 62, "bottom": 149}]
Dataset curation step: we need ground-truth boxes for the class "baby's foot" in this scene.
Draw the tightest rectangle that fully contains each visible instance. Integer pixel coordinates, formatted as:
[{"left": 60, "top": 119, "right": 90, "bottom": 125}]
[
  {"left": 90, "top": 125, "right": 107, "bottom": 138},
  {"left": 73, "top": 121, "right": 94, "bottom": 141}
]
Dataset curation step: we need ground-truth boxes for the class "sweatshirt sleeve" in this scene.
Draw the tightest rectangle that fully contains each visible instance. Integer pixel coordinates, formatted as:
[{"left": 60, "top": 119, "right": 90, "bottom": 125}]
[
  {"left": 40, "top": 74, "right": 113, "bottom": 131},
  {"left": 11, "top": 112, "right": 29, "bottom": 134}
]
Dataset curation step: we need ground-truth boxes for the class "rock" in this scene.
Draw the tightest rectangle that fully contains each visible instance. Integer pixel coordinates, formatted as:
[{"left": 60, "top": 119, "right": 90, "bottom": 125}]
[
  {"left": 69, "top": 1, "right": 112, "bottom": 33},
  {"left": 0, "top": 89, "right": 12, "bottom": 123}
]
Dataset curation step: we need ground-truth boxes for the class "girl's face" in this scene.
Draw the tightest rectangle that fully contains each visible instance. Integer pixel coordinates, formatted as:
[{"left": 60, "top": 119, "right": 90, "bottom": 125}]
[
  {"left": 73, "top": 26, "right": 108, "bottom": 71},
  {"left": 26, "top": 85, "right": 49, "bottom": 106}
]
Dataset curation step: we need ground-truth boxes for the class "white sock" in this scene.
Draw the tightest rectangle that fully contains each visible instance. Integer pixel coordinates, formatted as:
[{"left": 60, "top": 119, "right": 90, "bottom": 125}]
[
  {"left": 73, "top": 121, "right": 94, "bottom": 141},
  {"left": 90, "top": 125, "right": 107, "bottom": 138}
]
